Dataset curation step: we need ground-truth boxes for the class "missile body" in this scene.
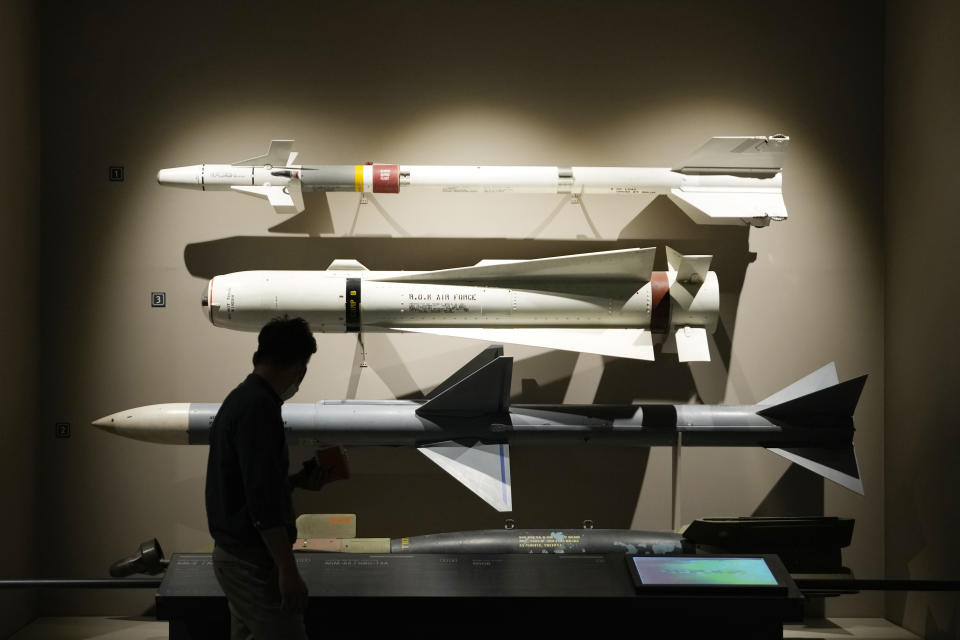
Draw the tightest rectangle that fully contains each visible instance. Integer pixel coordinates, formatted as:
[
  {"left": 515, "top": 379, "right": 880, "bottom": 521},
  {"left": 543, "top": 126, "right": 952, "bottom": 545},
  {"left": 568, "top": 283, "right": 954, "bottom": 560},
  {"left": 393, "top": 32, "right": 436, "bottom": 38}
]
[
  {"left": 203, "top": 247, "right": 720, "bottom": 362},
  {"left": 342, "top": 517, "right": 852, "bottom": 569},
  {"left": 94, "top": 347, "right": 867, "bottom": 512},
  {"left": 157, "top": 136, "right": 789, "bottom": 225},
  {"left": 95, "top": 399, "right": 854, "bottom": 452},
  {"left": 389, "top": 528, "right": 688, "bottom": 555}
]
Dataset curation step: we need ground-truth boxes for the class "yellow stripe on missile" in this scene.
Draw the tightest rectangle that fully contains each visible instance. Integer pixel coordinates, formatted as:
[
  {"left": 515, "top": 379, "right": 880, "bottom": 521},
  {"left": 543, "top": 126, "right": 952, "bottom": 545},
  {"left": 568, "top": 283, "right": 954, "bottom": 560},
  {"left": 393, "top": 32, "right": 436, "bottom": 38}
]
[{"left": 354, "top": 165, "right": 364, "bottom": 192}]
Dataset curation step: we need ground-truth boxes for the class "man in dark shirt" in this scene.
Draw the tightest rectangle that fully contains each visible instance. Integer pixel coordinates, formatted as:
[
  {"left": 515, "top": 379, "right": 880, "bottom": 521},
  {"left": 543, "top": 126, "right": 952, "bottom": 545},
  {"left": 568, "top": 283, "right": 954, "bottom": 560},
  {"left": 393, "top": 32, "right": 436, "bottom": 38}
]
[{"left": 206, "top": 316, "right": 317, "bottom": 640}]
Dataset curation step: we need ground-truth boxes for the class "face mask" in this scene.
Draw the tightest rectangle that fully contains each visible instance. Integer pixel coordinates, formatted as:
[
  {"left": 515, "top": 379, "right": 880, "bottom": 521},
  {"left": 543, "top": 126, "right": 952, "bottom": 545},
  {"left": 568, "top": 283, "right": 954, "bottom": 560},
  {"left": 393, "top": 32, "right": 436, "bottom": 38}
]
[
  {"left": 280, "top": 363, "right": 307, "bottom": 401},
  {"left": 280, "top": 381, "right": 299, "bottom": 401}
]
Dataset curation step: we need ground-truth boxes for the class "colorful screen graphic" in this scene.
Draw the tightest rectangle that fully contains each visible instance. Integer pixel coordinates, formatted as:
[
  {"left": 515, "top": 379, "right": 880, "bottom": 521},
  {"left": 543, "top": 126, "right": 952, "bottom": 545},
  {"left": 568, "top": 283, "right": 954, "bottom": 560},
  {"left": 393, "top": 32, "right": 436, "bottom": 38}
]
[{"left": 632, "top": 557, "right": 778, "bottom": 586}]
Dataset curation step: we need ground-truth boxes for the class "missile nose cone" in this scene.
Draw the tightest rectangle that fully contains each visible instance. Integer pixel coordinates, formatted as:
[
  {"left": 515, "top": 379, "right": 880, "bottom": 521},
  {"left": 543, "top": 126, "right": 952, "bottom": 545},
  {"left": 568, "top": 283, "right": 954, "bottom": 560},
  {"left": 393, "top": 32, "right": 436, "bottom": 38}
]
[
  {"left": 157, "top": 165, "right": 203, "bottom": 188},
  {"left": 92, "top": 414, "right": 119, "bottom": 434},
  {"left": 90, "top": 404, "right": 192, "bottom": 444}
]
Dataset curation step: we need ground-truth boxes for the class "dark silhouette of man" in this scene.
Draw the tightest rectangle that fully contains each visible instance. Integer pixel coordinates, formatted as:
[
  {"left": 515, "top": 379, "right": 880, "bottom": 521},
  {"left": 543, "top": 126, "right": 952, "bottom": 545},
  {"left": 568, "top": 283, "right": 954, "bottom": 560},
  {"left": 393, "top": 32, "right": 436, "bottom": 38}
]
[{"left": 206, "top": 316, "right": 316, "bottom": 640}]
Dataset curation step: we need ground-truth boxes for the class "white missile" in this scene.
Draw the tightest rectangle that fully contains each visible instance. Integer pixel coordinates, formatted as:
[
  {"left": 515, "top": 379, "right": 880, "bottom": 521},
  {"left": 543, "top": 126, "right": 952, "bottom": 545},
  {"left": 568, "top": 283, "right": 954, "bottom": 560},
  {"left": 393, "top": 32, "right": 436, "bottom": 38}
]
[
  {"left": 158, "top": 136, "right": 790, "bottom": 226},
  {"left": 202, "top": 247, "right": 720, "bottom": 362}
]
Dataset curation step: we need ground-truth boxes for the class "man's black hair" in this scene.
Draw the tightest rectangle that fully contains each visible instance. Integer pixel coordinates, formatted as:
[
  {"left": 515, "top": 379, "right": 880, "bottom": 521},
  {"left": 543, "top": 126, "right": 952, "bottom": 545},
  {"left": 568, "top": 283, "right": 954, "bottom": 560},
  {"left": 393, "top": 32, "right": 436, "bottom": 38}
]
[{"left": 253, "top": 316, "right": 318, "bottom": 368}]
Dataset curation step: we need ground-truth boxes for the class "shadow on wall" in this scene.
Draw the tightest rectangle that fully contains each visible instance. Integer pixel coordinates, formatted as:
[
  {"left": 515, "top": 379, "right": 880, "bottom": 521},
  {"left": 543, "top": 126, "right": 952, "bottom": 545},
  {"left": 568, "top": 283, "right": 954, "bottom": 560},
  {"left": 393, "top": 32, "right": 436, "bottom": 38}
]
[
  {"left": 290, "top": 446, "right": 653, "bottom": 535},
  {"left": 752, "top": 464, "right": 824, "bottom": 518}
]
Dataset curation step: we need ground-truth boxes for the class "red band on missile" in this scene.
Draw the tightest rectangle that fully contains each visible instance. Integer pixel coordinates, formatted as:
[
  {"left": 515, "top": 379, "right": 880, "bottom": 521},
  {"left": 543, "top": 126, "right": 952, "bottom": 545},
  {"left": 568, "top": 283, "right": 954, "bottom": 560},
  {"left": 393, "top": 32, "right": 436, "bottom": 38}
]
[
  {"left": 372, "top": 164, "right": 400, "bottom": 193},
  {"left": 208, "top": 278, "right": 215, "bottom": 326},
  {"left": 651, "top": 271, "right": 670, "bottom": 334}
]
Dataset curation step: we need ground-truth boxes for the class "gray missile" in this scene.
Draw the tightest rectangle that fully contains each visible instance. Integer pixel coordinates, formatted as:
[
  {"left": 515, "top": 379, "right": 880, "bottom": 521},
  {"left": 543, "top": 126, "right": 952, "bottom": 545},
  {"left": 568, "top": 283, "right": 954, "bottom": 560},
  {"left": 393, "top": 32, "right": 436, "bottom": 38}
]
[
  {"left": 389, "top": 528, "right": 687, "bottom": 555},
  {"left": 295, "top": 529, "right": 687, "bottom": 555},
  {"left": 292, "top": 516, "right": 850, "bottom": 561},
  {"left": 93, "top": 346, "right": 867, "bottom": 512}
]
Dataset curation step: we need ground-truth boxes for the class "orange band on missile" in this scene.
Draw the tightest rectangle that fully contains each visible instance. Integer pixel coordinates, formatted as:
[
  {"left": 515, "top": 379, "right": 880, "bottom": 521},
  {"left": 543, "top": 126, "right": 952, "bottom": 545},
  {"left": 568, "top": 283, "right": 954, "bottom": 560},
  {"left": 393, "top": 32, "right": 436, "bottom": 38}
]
[{"left": 354, "top": 165, "right": 364, "bottom": 192}]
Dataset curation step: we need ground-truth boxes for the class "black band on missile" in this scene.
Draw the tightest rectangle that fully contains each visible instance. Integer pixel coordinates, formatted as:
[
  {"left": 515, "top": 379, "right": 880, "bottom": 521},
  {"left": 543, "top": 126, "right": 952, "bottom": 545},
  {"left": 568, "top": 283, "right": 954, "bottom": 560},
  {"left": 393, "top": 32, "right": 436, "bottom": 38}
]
[
  {"left": 639, "top": 405, "right": 678, "bottom": 428},
  {"left": 345, "top": 278, "right": 362, "bottom": 333}
]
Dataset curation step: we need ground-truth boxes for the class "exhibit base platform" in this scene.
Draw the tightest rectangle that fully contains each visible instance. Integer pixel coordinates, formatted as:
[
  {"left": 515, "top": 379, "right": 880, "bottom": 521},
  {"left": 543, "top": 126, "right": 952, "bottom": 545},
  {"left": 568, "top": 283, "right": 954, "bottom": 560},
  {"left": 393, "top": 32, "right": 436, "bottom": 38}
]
[
  {"left": 8, "top": 616, "right": 923, "bottom": 640},
  {"left": 157, "top": 552, "right": 804, "bottom": 639}
]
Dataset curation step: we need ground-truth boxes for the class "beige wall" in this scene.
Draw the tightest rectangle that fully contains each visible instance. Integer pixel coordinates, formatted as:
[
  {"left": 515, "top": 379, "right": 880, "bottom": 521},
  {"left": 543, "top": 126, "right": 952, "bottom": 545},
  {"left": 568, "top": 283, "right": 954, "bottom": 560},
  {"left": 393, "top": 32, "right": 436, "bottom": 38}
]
[
  {"left": 31, "top": 0, "right": 885, "bottom": 617},
  {"left": 0, "top": 0, "right": 38, "bottom": 635},
  {"left": 884, "top": 0, "right": 960, "bottom": 634}
]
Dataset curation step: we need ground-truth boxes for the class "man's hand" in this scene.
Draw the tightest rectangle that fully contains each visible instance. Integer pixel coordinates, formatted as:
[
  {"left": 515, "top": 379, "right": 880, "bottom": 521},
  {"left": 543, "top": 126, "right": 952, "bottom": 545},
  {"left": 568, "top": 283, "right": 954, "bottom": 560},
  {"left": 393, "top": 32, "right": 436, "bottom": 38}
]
[
  {"left": 278, "top": 566, "right": 308, "bottom": 613},
  {"left": 288, "top": 458, "right": 328, "bottom": 491},
  {"left": 289, "top": 446, "right": 350, "bottom": 491},
  {"left": 259, "top": 526, "right": 308, "bottom": 613}
]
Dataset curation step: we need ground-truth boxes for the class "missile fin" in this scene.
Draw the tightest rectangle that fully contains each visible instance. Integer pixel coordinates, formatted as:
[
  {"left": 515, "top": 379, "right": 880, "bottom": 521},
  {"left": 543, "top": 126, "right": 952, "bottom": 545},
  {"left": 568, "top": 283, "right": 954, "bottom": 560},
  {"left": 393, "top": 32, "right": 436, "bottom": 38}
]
[
  {"left": 759, "top": 363, "right": 840, "bottom": 406},
  {"left": 675, "top": 326, "right": 710, "bottom": 362},
  {"left": 674, "top": 135, "right": 789, "bottom": 176},
  {"left": 425, "top": 345, "right": 505, "bottom": 400},
  {"left": 767, "top": 446, "right": 864, "bottom": 495},
  {"left": 666, "top": 247, "right": 713, "bottom": 285},
  {"left": 668, "top": 189, "right": 787, "bottom": 221},
  {"left": 233, "top": 139, "right": 296, "bottom": 167},
  {"left": 231, "top": 185, "right": 304, "bottom": 214},
  {"left": 758, "top": 371, "right": 867, "bottom": 493},
  {"left": 289, "top": 181, "right": 304, "bottom": 212},
  {"left": 418, "top": 441, "right": 512, "bottom": 512},
  {"left": 374, "top": 248, "right": 656, "bottom": 285},
  {"left": 395, "top": 327, "right": 655, "bottom": 361},
  {"left": 326, "top": 259, "right": 369, "bottom": 271},
  {"left": 417, "top": 356, "right": 512, "bottom": 416},
  {"left": 758, "top": 375, "right": 868, "bottom": 423}
]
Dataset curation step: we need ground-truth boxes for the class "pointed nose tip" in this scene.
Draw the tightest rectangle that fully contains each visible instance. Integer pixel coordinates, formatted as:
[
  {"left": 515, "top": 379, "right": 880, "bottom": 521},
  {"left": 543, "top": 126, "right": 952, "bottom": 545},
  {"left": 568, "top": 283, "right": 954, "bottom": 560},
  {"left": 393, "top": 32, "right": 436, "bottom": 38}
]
[{"left": 92, "top": 415, "right": 118, "bottom": 433}]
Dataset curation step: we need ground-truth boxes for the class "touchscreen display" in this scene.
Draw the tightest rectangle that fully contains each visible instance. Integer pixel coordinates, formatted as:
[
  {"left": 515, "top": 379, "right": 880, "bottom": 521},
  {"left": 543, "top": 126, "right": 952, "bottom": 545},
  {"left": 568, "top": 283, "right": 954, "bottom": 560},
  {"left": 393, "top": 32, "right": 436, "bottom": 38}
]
[{"left": 631, "top": 557, "right": 778, "bottom": 586}]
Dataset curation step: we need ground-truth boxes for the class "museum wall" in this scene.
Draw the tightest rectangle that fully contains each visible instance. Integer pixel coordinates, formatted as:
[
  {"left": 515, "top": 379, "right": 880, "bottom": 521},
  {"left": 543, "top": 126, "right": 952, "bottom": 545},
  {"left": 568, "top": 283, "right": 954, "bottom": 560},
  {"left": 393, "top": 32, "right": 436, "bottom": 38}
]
[
  {"left": 0, "top": 0, "right": 38, "bottom": 636},
  {"left": 884, "top": 0, "right": 960, "bottom": 635},
  {"left": 32, "top": 0, "right": 885, "bottom": 617}
]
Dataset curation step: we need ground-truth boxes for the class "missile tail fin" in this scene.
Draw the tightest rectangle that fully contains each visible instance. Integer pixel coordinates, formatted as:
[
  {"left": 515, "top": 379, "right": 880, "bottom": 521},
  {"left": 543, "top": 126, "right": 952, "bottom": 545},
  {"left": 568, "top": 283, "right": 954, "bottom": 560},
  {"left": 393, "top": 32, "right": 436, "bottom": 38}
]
[
  {"left": 418, "top": 441, "right": 512, "bottom": 512},
  {"left": 668, "top": 189, "right": 787, "bottom": 223},
  {"left": 767, "top": 446, "right": 864, "bottom": 495},
  {"left": 759, "top": 363, "right": 839, "bottom": 406},
  {"left": 233, "top": 139, "right": 296, "bottom": 167},
  {"left": 674, "top": 326, "right": 710, "bottom": 362},
  {"left": 674, "top": 135, "right": 789, "bottom": 176},
  {"left": 425, "top": 345, "right": 505, "bottom": 400},
  {"left": 416, "top": 356, "right": 512, "bottom": 416},
  {"left": 666, "top": 247, "right": 713, "bottom": 284},
  {"left": 758, "top": 375, "right": 868, "bottom": 423},
  {"left": 758, "top": 370, "right": 868, "bottom": 494},
  {"left": 375, "top": 248, "right": 656, "bottom": 285},
  {"left": 231, "top": 184, "right": 304, "bottom": 214}
]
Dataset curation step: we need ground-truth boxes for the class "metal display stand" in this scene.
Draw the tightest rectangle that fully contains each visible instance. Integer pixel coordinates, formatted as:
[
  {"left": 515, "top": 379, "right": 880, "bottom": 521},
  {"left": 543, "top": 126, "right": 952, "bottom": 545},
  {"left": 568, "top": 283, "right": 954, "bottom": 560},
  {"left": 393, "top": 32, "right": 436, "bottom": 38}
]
[{"left": 157, "top": 552, "right": 803, "bottom": 639}]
